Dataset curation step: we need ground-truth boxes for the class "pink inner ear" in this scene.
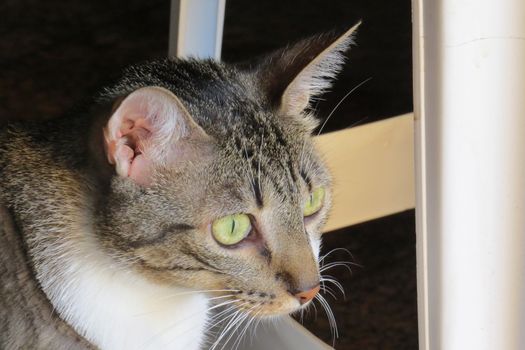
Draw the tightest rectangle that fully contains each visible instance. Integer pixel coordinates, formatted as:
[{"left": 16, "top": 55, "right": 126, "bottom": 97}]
[
  {"left": 104, "top": 86, "right": 211, "bottom": 186},
  {"left": 105, "top": 116, "right": 154, "bottom": 186}
]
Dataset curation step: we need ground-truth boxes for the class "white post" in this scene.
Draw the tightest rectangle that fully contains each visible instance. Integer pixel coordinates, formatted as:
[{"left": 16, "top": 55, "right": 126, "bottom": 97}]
[
  {"left": 169, "top": 0, "right": 226, "bottom": 59},
  {"left": 413, "top": 0, "right": 525, "bottom": 349}
]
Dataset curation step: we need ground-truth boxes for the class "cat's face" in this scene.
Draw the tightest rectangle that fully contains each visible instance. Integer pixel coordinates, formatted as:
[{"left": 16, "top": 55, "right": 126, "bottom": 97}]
[
  {"left": 113, "top": 115, "right": 331, "bottom": 316},
  {"left": 97, "top": 24, "right": 358, "bottom": 316}
]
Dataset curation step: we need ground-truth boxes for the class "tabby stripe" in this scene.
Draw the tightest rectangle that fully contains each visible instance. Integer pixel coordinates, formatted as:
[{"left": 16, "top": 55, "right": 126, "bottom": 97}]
[
  {"left": 277, "top": 157, "right": 297, "bottom": 195},
  {"left": 260, "top": 165, "right": 286, "bottom": 199},
  {"left": 138, "top": 258, "right": 206, "bottom": 272},
  {"left": 269, "top": 175, "right": 287, "bottom": 199},
  {"left": 287, "top": 157, "right": 297, "bottom": 183},
  {"left": 269, "top": 122, "right": 288, "bottom": 149},
  {"left": 182, "top": 247, "right": 224, "bottom": 272},
  {"left": 300, "top": 170, "right": 312, "bottom": 191},
  {"left": 128, "top": 223, "right": 194, "bottom": 249},
  {"left": 252, "top": 178, "right": 264, "bottom": 208},
  {"left": 259, "top": 244, "right": 272, "bottom": 264}
]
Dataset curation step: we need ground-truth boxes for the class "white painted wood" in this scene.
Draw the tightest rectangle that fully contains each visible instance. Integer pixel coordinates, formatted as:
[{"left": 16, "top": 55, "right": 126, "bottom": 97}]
[
  {"left": 316, "top": 114, "right": 415, "bottom": 232},
  {"left": 413, "top": 0, "right": 525, "bottom": 349},
  {"left": 169, "top": 0, "right": 226, "bottom": 59},
  {"left": 233, "top": 316, "right": 332, "bottom": 350}
]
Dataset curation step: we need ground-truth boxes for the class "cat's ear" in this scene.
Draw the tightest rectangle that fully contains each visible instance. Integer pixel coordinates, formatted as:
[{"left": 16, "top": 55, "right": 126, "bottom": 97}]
[
  {"left": 256, "top": 22, "right": 360, "bottom": 118},
  {"left": 103, "top": 86, "right": 210, "bottom": 186}
]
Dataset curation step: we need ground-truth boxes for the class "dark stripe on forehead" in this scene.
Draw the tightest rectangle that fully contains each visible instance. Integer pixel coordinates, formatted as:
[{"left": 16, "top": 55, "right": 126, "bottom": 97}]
[
  {"left": 256, "top": 164, "right": 285, "bottom": 198},
  {"left": 270, "top": 177, "right": 286, "bottom": 198},
  {"left": 268, "top": 123, "right": 299, "bottom": 192},
  {"left": 300, "top": 169, "right": 312, "bottom": 191},
  {"left": 257, "top": 160, "right": 298, "bottom": 202},
  {"left": 268, "top": 120, "right": 289, "bottom": 149},
  {"left": 235, "top": 138, "right": 264, "bottom": 207},
  {"left": 232, "top": 118, "right": 301, "bottom": 202},
  {"left": 278, "top": 157, "right": 298, "bottom": 194},
  {"left": 286, "top": 158, "right": 298, "bottom": 184},
  {"left": 252, "top": 177, "right": 264, "bottom": 208}
]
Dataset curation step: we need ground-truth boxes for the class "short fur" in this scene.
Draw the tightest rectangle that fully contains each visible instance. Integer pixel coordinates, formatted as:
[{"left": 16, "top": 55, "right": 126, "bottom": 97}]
[{"left": 0, "top": 24, "right": 358, "bottom": 349}]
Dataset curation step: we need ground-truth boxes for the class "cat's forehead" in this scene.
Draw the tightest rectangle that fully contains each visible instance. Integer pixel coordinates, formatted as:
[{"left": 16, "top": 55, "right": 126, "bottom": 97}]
[
  {"left": 210, "top": 122, "right": 317, "bottom": 209},
  {"left": 107, "top": 58, "right": 318, "bottom": 179},
  {"left": 112, "top": 58, "right": 259, "bottom": 107},
  {"left": 108, "top": 58, "right": 304, "bottom": 132},
  {"left": 127, "top": 59, "right": 308, "bottom": 153}
]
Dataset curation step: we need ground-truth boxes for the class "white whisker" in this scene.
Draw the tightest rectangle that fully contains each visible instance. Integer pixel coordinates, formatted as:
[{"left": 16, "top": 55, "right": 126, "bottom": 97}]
[
  {"left": 207, "top": 305, "right": 238, "bottom": 326},
  {"left": 321, "top": 276, "right": 346, "bottom": 297},
  {"left": 141, "top": 299, "right": 241, "bottom": 348},
  {"left": 319, "top": 247, "right": 354, "bottom": 262},
  {"left": 209, "top": 301, "right": 250, "bottom": 350},
  {"left": 311, "top": 299, "right": 318, "bottom": 319},
  {"left": 231, "top": 304, "right": 260, "bottom": 350},
  {"left": 219, "top": 303, "right": 260, "bottom": 350},
  {"left": 156, "top": 289, "right": 240, "bottom": 302},
  {"left": 208, "top": 294, "right": 237, "bottom": 302},
  {"left": 317, "top": 77, "right": 372, "bottom": 136},
  {"left": 209, "top": 311, "right": 243, "bottom": 350},
  {"left": 249, "top": 307, "right": 264, "bottom": 345},
  {"left": 320, "top": 284, "right": 338, "bottom": 300},
  {"left": 315, "top": 293, "right": 339, "bottom": 346},
  {"left": 206, "top": 303, "right": 243, "bottom": 335},
  {"left": 320, "top": 261, "right": 359, "bottom": 274}
]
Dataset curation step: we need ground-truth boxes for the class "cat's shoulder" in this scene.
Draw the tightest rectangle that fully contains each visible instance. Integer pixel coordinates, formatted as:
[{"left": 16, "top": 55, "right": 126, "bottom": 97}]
[{"left": 0, "top": 204, "right": 95, "bottom": 350}]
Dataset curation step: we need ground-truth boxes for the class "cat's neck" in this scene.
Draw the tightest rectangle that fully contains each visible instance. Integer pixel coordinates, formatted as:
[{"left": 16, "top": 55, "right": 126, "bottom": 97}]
[{"left": 32, "top": 206, "right": 210, "bottom": 350}]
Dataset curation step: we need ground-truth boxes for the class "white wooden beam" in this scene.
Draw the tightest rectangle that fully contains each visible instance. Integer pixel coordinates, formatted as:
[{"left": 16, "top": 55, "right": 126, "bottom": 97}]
[
  {"left": 316, "top": 114, "right": 415, "bottom": 232},
  {"left": 169, "top": 0, "right": 226, "bottom": 59},
  {"left": 413, "top": 0, "right": 525, "bottom": 349}
]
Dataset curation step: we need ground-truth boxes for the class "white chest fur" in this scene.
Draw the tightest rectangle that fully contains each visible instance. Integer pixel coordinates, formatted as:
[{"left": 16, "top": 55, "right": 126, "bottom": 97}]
[{"left": 38, "top": 232, "right": 209, "bottom": 350}]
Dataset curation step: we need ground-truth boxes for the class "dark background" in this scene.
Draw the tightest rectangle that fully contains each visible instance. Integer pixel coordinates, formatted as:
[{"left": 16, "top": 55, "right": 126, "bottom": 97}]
[{"left": 0, "top": 0, "right": 417, "bottom": 349}]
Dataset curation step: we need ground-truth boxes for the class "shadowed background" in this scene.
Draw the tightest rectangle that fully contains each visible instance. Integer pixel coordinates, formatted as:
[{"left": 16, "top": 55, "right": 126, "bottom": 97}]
[{"left": 0, "top": 0, "right": 417, "bottom": 348}]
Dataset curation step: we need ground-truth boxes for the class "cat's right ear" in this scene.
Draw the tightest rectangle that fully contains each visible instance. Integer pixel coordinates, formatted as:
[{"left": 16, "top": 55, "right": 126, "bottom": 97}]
[
  {"left": 254, "top": 22, "right": 360, "bottom": 123},
  {"left": 103, "top": 86, "right": 211, "bottom": 186}
]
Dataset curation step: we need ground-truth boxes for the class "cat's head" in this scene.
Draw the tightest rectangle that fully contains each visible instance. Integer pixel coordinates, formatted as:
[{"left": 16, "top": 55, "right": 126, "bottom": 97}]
[{"left": 96, "top": 24, "right": 359, "bottom": 316}]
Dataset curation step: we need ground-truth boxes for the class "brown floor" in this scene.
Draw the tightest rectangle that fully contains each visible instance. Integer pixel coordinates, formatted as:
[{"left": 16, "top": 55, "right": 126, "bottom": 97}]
[{"left": 1, "top": 0, "right": 417, "bottom": 349}]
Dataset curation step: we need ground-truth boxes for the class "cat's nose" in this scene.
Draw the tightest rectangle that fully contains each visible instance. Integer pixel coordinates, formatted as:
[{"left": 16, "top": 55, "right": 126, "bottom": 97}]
[{"left": 293, "top": 284, "right": 320, "bottom": 305}]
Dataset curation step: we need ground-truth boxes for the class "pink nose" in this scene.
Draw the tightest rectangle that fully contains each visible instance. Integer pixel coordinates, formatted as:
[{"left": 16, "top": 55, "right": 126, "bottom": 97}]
[{"left": 294, "top": 285, "right": 320, "bottom": 305}]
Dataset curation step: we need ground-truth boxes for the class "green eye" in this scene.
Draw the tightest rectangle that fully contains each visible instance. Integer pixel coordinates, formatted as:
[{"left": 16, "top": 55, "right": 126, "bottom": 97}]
[
  {"left": 212, "top": 214, "right": 252, "bottom": 246},
  {"left": 303, "top": 187, "right": 325, "bottom": 217}
]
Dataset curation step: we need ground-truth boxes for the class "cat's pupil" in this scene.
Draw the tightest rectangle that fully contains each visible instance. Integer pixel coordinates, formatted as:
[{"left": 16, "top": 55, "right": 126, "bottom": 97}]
[{"left": 231, "top": 218, "right": 236, "bottom": 234}]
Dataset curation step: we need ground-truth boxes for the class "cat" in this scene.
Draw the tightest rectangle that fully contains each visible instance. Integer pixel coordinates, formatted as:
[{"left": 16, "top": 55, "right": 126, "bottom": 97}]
[{"left": 0, "top": 23, "right": 359, "bottom": 350}]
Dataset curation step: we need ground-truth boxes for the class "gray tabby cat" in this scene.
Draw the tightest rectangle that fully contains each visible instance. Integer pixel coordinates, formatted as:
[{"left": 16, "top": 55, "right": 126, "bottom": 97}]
[{"left": 0, "top": 23, "right": 359, "bottom": 349}]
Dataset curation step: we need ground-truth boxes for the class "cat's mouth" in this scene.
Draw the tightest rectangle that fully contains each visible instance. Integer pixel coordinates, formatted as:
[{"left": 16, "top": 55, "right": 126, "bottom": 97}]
[{"left": 211, "top": 290, "right": 309, "bottom": 317}]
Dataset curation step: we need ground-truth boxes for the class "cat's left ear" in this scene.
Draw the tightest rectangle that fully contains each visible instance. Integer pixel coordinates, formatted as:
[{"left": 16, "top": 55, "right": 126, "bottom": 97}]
[
  {"left": 103, "top": 86, "right": 212, "bottom": 186},
  {"left": 256, "top": 22, "right": 360, "bottom": 119}
]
